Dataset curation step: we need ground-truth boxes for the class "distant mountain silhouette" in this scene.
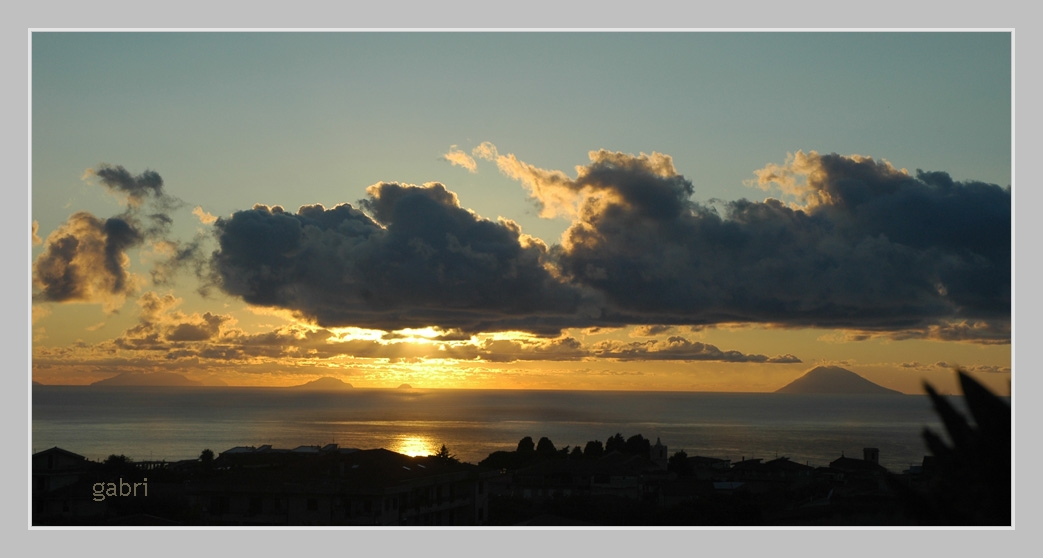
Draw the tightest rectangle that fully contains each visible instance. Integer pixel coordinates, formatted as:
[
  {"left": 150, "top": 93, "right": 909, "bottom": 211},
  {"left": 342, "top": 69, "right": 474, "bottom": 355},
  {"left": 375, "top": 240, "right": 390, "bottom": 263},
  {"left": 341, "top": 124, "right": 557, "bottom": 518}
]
[
  {"left": 32, "top": 380, "right": 43, "bottom": 386},
  {"left": 775, "top": 366, "right": 902, "bottom": 395},
  {"left": 290, "top": 377, "right": 354, "bottom": 390},
  {"left": 91, "top": 372, "right": 204, "bottom": 387},
  {"left": 398, "top": 384, "right": 413, "bottom": 389}
]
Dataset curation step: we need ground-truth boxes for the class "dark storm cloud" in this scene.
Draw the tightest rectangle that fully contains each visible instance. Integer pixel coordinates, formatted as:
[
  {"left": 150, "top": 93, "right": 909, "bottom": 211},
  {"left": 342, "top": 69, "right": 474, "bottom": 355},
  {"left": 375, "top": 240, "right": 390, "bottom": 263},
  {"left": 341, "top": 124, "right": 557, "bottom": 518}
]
[
  {"left": 553, "top": 150, "right": 1010, "bottom": 335},
  {"left": 209, "top": 149, "right": 1008, "bottom": 342},
  {"left": 210, "top": 182, "right": 593, "bottom": 334},
  {"left": 92, "top": 164, "right": 166, "bottom": 208}
]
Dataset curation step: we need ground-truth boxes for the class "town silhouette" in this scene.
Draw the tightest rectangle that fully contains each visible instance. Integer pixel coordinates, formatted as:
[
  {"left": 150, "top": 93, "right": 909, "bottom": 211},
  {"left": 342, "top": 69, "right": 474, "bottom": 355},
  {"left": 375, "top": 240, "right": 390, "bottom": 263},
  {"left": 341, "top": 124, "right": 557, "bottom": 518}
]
[{"left": 32, "top": 371, "right": 1010, "bottom": 527}]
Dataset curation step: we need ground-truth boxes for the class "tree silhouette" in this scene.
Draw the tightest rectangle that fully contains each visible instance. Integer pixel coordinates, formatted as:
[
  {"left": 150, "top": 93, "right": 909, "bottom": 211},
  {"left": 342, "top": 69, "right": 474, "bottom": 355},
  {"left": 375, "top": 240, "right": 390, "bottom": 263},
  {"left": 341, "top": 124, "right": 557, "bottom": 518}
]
[
  {"left": 435, "top": 444, "right": 459, "bottom": 464},
  {"left": 536, "top": 437, "right": 557, "bottom": 456},
  {"left": 605, "top": 433, "right": 625, "bottom": 453},
  {"left": 897, "top": 370, "right": 1011, "bottom": 525},
  {"left": 668, "top": 450, "right": 692, "bottom": 476},
  {"left": 517, "top": 436, "right": 535, "bottom": 454},
  {"left": 103, "top": 454, "right": 134, "bottom": 472},
  {"left": 625, "top": 434, "right": 651, "bottom": 459},
  {"left": 583, "top": 440, "right": 604, "bottom": 458},
  {"left": 200, "top": 448, "right": 214, "bottom": 471}
]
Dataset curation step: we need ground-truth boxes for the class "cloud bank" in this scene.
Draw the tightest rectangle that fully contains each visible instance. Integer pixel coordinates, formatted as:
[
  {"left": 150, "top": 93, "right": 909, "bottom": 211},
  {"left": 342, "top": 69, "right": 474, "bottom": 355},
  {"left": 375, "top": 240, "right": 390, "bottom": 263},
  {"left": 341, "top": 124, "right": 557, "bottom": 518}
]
[
  {"left": 35, "top": 290, "right": 798, "bottom": 369},
  {"left": 542, "top": 148, "right": 1009, "bottom": 337},
  {"left": 210, "top": 182, "right": 594, "bottom": 334},
  {"left": 205, "top": 148, "right": 1007, "bottom": 344}
]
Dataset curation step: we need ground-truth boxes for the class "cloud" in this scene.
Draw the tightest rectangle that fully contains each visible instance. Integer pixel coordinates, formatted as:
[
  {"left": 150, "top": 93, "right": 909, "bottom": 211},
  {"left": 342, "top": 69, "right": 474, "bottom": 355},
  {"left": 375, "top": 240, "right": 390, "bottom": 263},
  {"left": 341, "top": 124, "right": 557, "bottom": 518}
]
[
  {"left": 32, "top": 211, "right": 145, "bottom": 310},
  {"left": 490, "top": 146, "right": 690, "bottom": 222},
  {"left": 210, "top": 182, "right": 592, "bottom": 334},
  {"left": 630, "top": 325, "right": 675, "bottom": 337},
  {"left": 209, "top": 148, "right": 1009, "bottom": 343},
  {"left": 918, "top": 320, "right": 1011, "bottom": 344},
  {"left": 32, "top": 220, "right": 42, "bottom": 245},
  {"left": 933, "top": 362, "right": 1010, "bottom": 375},
  {"left": 47, "top": 310, "right": 801, "bottom": 370},
  {"left": 147, "top": 237, "right": 207, "bottom": 286},
  {"left": 532, "top": 149, "right": 1010, "bottom": 337},
  {"left": 32, "top": 304, "right": 51, "bottom": 324},
  {"left": 113, "top": 291, "right": 233, "bottom": 351},
  {"left": 588, "top": 336, "right": 801, "bottom": 363},
  {"left": 819, "top": 319, "right": 1010, "bottom": 345},
  {"left": 467, "top": 337, "right": 587, "bottom": 362},
  {"left": 442, "top": 146, "right": 477, "bottom": 173},
  {"left": 34, "top": 166, "right": 210, "bottom": 311},
  {"left": 86, "top": 164, "right": 167, "bottom": 209},
  {"left": 193, "top": 206, "right": 217, "bottom": 225},
  {"left": 472, "top": 141, "right": 499, "bottom": 161},
  {"left": 898, "top": 361, "right": 1009, "bottom": 376}
]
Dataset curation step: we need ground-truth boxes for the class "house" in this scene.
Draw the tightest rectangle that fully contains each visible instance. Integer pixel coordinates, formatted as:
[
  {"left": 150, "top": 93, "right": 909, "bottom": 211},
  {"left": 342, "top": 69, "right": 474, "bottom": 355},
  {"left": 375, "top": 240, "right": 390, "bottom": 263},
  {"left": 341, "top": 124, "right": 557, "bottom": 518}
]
[
  {"left": 188, "top": 446, "right": 488, "bottom": 526},
  {"left": 32, "top": 447, "right": 104, "bottom": 523}
]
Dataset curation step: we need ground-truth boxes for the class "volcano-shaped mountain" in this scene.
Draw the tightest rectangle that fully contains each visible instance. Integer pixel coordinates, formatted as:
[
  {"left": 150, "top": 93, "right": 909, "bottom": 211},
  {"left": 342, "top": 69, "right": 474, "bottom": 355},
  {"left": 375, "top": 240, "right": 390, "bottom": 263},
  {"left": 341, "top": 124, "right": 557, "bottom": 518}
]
[{"left": 775, "top": 366, "right": 903, "bottom": 395}]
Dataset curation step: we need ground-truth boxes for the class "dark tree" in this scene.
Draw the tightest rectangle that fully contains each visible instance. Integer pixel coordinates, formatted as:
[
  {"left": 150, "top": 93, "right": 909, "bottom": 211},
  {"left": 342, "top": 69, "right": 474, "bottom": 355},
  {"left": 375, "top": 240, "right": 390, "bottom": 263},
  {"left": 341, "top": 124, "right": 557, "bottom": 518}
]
[
  {"left": 200, "top": 448, "right": 215, "bottom": 470},
  {"left": 583, "top": 440, "right": 604, "bottom": 458},
  {"left": 103, "top": 454, "right": 133, "bottom": 470},
  {"left": 517, "top": 436, "right": 535, "bottom": 454},
  {"left": 896, "top": 370, "right": 1011, "bottom": 526},
  {"left": 536, "top": 436, "right": 557, "bottom": 456},
  {"left": 668, "top": 450, "right": 692, "bottom": 476},
  {"left": 625, "top": 434, "right": 651, "bottom": 459},
  {"left": 569, "top": 446, "right": 583, "bottom": 459},
  {"left": 605, "top": 433, "right": 625, "bottom": 453},
  {"left": 479, "top": 450, "right": 523, "bottom": 471},
  {"left": 435, "top": 444, "right": 459, "bottom": 463}
]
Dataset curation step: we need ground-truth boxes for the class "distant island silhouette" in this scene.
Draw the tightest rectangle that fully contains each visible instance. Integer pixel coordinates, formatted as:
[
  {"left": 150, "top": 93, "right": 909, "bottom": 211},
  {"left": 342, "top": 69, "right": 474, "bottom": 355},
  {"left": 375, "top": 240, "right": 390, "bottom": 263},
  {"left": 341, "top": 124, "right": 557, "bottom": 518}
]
[
  {"left": 91, "top": 372, "right": 205, "bottom": 387},
  {"left": 398, "top": 384, "right": 413, "bottom": 389},
  {"left": 290, "top": 377, "right": 354, "bottom": 390},
  {"left": 775, "top": 366, "right": 903, "bottom": 395}
]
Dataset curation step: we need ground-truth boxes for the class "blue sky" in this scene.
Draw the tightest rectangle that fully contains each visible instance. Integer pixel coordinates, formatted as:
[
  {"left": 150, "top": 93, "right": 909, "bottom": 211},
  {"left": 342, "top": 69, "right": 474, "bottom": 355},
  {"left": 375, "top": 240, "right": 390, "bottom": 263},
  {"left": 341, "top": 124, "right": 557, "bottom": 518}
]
[{"left": 32, "top": 32, "right": 1010, "bottom": 239}]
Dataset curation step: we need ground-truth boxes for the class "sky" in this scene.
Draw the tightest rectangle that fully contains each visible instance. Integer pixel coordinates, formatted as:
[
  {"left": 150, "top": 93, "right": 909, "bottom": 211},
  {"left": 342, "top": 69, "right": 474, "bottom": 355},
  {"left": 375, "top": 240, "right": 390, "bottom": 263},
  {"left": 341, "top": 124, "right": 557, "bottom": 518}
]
[{"left": 29, "top": 31, "right": 1012, "bottom": 394}]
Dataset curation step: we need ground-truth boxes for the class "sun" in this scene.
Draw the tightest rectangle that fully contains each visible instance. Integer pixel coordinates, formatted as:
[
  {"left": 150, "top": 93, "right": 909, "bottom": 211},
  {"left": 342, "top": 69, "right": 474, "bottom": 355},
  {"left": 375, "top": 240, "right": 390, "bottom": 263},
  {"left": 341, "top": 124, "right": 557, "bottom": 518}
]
[{"left": 390, "top": 435, "right": 438, "bottom": 458}]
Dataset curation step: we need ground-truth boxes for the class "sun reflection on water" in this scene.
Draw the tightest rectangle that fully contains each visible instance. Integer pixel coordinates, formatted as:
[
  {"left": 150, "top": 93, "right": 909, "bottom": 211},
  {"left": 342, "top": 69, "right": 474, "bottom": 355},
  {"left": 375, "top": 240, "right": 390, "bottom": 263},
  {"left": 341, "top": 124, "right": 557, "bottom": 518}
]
[{"left": 391, "top": 435, "right": 438, "bottom": 457}]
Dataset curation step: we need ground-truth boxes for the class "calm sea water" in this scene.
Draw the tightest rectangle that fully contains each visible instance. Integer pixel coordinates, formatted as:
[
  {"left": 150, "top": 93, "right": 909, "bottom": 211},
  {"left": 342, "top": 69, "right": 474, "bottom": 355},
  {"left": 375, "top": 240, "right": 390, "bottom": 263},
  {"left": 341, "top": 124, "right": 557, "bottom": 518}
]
[{"left": 31, "top": 386, "right": 956, "bottom": 473}]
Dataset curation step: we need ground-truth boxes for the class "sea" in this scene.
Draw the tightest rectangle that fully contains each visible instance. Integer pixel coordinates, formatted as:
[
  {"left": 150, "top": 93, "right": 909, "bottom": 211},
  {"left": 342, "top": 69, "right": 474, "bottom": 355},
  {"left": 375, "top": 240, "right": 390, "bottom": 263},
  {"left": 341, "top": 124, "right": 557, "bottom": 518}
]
[{"left": 31, "top": 386, "right": 963, "bottom": 473}]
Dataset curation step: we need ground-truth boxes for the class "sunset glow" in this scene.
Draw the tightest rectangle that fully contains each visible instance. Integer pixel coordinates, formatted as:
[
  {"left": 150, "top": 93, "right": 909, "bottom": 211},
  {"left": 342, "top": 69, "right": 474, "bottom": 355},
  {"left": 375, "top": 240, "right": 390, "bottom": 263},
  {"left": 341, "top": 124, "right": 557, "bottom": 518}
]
[
  {"left": 30, "top": 32, "right": 1010, "bottom": 396},
  {"left": 390, "top": 435, "right": 440, "bottom": 458}
]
